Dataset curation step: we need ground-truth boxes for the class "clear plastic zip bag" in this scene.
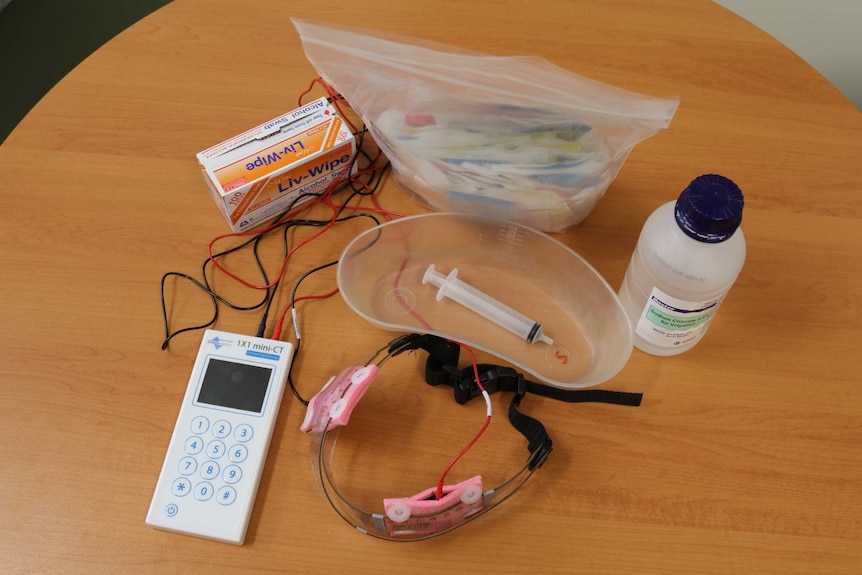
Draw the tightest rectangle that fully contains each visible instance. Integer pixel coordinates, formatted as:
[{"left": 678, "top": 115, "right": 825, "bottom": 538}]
[{"left": 293, "top": 19, "right": 679, "bottom": 232}]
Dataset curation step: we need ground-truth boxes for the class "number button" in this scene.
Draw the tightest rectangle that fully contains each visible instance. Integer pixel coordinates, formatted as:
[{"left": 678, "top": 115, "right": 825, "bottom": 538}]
[
  {"left": 190, "top": 416, "right": 209, "bottom": 434},
  {"left": 184, "top": 436, "right": 203, "bottom": 455},
  {"left": 217, "top": 486, "right": 237, "bottom": 506},
  {"left": 223, "top": 465, "right": 242, "bottom": 485},
  {"left": 206, "top": 440, "right": 226, "bottom": 459},
  {"left": 178, "top": 456, "right": 197, "bottom": 476},
  {"left": 212, "top": 420, "right": 231, "bottom": 439},
  {"left": 234, "top": 424, "right": 254, "bottom": 443},
  {"left": 229, "top": 444, "right": 248, "bottom": 463},
  {"left": 194, "top": 482, "right": 214, "bottom": 501},
  {"left": 200, "top": 461, "right": 220, "bottom": 480}
]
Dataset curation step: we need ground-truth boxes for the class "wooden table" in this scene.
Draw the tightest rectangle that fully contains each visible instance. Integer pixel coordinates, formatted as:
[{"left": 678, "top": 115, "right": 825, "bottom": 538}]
[{"left": 2, "top": 1, "right": 860, "bottom": 572}]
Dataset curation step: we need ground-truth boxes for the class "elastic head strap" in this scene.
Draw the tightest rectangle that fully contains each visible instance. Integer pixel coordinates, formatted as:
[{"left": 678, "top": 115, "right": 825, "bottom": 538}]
[
  {"left": 508, "top": 372, "right": 553, "bottom": 470},
  {"left": 389, "top": 334, "right": 642, "bottom": 470}
]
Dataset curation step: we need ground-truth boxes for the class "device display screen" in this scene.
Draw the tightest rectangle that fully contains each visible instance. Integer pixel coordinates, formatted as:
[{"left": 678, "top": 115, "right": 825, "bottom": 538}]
[{"left": 196, "top": 358, "right": 272, "bottom": 414}]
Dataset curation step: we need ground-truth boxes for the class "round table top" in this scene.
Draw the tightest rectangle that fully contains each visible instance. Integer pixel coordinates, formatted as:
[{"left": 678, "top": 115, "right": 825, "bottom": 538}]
[{"left": 1, "top": 1, "right": 861, "bottom": 573}]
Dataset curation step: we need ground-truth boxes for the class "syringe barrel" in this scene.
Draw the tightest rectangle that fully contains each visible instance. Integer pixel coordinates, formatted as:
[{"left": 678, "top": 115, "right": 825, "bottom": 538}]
[{"left": 423, "top": 265, "right": 551, "bottom": 344}]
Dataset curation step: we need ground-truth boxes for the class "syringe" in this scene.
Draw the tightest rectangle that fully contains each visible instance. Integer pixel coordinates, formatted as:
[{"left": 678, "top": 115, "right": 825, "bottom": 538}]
[{"left": 422, "top": 264, "right": 553, "bottom": 345}]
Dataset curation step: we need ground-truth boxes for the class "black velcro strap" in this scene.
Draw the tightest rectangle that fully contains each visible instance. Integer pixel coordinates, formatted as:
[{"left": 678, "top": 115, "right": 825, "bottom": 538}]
[
  {"left": 400, "top": 333, "right": 642, "bottom": 408},
  {"left": 387, "top": 334, "right": 460, "bottom": 386},
  {"left": 506, "top": 374, "right": 553, "bottom": 470},
  {"left": 389, "top": 333, "right": 644, "bottom": 472},
  {"left": 445, "top": 363, "right": 643, "bottom": 408},
  {"left": 437, "top": 356, "right": 642, "bottom": 472},
  {"left": 528, "top": 385, "right": 643, "bottom": 407}
]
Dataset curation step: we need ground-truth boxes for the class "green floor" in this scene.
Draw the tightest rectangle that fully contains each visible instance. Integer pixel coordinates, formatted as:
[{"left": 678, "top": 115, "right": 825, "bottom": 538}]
[{"left": 0, "top": 0, "right": 172, "bottom": 144}]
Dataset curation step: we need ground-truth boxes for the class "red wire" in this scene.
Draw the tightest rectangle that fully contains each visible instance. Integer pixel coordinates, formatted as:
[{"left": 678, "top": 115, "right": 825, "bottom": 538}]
[
  {"left": 286, "top": 78, "right": 491, "bottom": 500},
  {"left": 297, "top": 77, "right": 360, "bottom": 134},
  {"left": 393, "top": 258, "right": 433, "bottom": 331},
  {"left": 435, "top": 343, "right": 489, "bottom": 500},
  {"left": 209, "top": 213, "right": 338, "bottom": 290},
  {"left": 205, "top": 85, "right": 392, "bottom": 291},
  {"left": 391, "top": 255, "right": 491, "bottom": 500},
  {"left": 206, "top": 171, "right": 349, "bottom": 290}
]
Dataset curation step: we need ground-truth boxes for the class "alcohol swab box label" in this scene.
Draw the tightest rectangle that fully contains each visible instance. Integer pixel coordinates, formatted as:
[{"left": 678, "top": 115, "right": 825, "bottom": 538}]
[{"left": 197, "top": 97, "right": 356, "bottom": 231}]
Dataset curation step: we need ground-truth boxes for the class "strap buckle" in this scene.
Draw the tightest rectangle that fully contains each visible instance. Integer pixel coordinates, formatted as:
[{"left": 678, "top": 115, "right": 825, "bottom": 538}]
[{"left": 453, "top": 365, "right": 520, "bottom": 405}]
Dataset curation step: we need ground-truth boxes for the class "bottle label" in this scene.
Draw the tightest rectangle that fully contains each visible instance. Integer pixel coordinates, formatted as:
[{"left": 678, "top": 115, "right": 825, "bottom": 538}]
[{"left": 635, "top": 287, "right": 724, "bottom": 348}]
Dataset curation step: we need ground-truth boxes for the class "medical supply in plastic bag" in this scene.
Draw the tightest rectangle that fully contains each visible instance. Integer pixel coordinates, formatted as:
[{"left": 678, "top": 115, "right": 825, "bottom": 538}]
[{"left": 293, "top": 19, "right": 679, "bottom": 232}]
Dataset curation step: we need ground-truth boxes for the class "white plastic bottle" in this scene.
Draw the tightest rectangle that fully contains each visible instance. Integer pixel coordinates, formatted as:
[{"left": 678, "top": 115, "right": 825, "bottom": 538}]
[{"left": 618, "top": 174, "right": 746, "bottom": 356}]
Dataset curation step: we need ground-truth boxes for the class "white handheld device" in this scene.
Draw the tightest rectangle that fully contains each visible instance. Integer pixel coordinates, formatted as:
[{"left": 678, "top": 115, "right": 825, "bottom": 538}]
[{"left": 146, "top": 329, "right": 294, "bottom": 544}]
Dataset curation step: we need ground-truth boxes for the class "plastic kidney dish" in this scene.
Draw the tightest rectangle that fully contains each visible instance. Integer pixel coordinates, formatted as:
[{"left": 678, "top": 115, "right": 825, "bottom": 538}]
[{"left": 337, "top": 213, "right": 632, "bottom": 389}]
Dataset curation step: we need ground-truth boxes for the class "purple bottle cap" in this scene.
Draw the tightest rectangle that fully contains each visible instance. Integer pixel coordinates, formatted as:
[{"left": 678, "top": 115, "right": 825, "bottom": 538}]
[{"left": 675, "top": 174, "right": 744, "bottom": 243}]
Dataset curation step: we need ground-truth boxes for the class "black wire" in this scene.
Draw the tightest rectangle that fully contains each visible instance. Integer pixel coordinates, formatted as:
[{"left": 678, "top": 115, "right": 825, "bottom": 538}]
[
  {"left": 287, "top": 338, "right": 307, "bottom": 405},
  {"left": 159, "top": 113, "right": 390, "bottom": 353},
  {"left": 160, "top": 232, "right": 275, "bottom": 349},
  {"left": 282, "top": 260, "right": 338, "bottom": 406},
  {"left": 283, "top": 248, "right": 369, "bottom": 406},
  {"left": 291, "top": 260, "right": 339, "bottom": 307},
  {"left": 160, "top": 211, "right": 380, "bottom": 349},
  {"left": 159, "top": 272, "right": 219, "bottom": 350}
]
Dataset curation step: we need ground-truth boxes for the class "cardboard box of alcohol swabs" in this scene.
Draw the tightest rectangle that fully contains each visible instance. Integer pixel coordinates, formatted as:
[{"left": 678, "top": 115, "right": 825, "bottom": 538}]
[{"left": 197, "top": 97, "right": 356, "bottom": 231}]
